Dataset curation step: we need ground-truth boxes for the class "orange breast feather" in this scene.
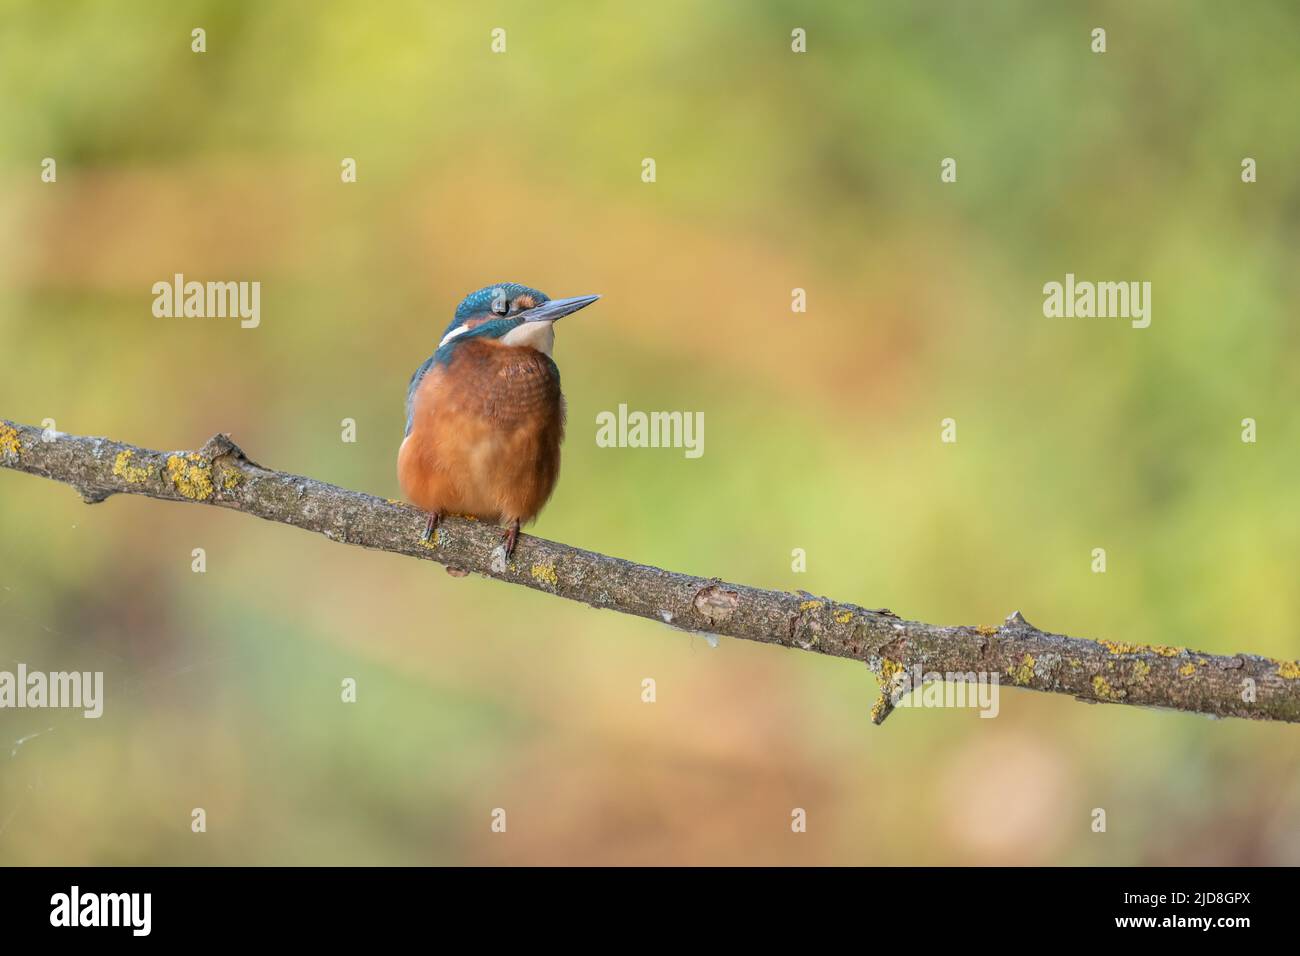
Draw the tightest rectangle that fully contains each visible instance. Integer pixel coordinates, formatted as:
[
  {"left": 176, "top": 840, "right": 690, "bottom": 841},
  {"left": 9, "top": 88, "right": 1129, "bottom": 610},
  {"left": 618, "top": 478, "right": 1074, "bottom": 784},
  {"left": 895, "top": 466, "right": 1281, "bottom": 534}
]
[{"left": 398, "top": 338, "right": 565, "bottom": 524}]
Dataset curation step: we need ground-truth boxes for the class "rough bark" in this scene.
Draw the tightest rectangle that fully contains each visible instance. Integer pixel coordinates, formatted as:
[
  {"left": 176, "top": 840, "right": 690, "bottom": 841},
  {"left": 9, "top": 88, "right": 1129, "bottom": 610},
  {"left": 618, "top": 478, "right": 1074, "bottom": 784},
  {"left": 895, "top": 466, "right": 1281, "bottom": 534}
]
[{"left": 2, "top": 418, "right": 1298, "bottom": 725}]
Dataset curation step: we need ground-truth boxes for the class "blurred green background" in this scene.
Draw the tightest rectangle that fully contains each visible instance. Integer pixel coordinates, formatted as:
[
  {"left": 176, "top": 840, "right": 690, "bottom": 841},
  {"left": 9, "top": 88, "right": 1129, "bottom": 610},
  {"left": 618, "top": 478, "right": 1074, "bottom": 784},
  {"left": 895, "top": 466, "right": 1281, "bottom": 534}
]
[{"left": 2, "top": 0, "right": 1299, "bottom": 864}]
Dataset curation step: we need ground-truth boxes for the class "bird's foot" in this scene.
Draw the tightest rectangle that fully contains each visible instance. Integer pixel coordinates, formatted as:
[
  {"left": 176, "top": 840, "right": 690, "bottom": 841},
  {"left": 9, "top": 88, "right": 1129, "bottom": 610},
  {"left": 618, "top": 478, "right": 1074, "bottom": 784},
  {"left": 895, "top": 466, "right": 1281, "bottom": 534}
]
[
  {"left": 421, "top": 511, "right": 444, "bottom": 544},
  {"left": 500, "top": 518, "right": 521, "bottom": 557}
]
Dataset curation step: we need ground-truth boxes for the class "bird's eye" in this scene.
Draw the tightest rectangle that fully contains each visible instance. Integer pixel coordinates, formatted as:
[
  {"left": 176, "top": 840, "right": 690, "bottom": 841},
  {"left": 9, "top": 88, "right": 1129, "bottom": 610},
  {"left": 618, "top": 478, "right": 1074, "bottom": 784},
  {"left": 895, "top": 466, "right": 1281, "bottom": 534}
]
[{"left": 492, "top": 297, "right": 510, "bottom": 316}]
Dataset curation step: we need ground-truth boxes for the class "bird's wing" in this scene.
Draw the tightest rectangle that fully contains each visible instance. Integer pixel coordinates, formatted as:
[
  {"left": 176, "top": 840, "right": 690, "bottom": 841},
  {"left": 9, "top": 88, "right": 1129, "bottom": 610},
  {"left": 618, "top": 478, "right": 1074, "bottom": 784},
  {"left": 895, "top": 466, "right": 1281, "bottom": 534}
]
[{"left": 405, "top": 356, "right": 436, "bottom": 437}]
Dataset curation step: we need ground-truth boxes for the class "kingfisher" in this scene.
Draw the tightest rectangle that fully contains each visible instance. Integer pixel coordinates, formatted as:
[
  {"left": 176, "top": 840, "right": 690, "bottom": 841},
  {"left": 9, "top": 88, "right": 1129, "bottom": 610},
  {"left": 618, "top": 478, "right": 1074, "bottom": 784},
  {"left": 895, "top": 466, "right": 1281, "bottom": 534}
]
[{"left": 398, "top": 282, "right": 600, "bottom": 556}]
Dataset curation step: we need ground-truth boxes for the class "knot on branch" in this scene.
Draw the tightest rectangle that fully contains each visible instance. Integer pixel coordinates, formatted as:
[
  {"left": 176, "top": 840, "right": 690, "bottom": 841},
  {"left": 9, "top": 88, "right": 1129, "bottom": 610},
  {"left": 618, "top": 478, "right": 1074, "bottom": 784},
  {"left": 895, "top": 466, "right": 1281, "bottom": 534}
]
[
  {"left": 693, "top": 583, "right": 739, "bottom": 626},
  {"left": 1004, "top": 610, "right": 1034, "bottom": 629},
  {"left": 787, "top": 594, "right": 827, "bottom": 650},
  {"left": 200, "top": 433, "right": 258, "bottom": 469}
]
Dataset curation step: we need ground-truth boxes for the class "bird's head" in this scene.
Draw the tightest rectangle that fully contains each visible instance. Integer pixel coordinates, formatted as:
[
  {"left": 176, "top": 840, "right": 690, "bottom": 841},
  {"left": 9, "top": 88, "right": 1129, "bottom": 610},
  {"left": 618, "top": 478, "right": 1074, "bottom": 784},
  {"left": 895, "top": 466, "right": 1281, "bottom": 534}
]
[{"left": 434, "top": 282, "right": 600, "bottom": 362}]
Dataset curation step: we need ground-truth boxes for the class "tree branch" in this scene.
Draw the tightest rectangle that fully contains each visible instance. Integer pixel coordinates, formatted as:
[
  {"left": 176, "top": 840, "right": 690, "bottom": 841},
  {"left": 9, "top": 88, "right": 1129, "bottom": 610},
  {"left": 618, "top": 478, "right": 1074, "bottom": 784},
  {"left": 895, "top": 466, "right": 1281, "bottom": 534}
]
[{"left": 2, "top": 418, "right": 1297, "bottom": 726}]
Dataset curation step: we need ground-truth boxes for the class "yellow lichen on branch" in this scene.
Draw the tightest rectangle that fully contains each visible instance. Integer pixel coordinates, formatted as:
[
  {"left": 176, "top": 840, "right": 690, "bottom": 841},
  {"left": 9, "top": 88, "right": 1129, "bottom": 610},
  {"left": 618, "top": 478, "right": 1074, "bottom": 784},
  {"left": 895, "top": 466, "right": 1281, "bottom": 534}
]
[
  {"left": 0, "top": 423, "right": 22, "bottom": 458},
  {"left": 112, "top": 450, "right": 152, "bottom": 484},
  {"left": 1008, "top": 654, "right": 1035, "bottom": 686},
  {"left": 166, "top": 454, "right": 214, "bottom": 500},
  {"left": 1100, "top": 639, "right": 1182, "bottom": 658},
  {"left": 530, "top": 563, "right": 558, "bottom": 587}
]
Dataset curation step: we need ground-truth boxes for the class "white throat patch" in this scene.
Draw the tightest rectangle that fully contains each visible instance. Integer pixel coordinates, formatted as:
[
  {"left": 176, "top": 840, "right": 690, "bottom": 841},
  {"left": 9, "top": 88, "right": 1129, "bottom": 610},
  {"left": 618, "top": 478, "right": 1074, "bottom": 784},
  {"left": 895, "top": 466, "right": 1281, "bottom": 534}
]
[{"left": 500, "top": 320, "right": 555, "bottom": 357}]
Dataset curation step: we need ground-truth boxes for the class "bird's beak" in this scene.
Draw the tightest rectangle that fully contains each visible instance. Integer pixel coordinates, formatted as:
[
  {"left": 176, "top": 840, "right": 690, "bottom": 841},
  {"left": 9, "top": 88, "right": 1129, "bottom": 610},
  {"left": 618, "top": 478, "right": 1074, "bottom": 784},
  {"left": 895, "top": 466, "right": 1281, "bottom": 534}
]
[{"left": 522, "top": 294, "right": 601, "bottom": 323}]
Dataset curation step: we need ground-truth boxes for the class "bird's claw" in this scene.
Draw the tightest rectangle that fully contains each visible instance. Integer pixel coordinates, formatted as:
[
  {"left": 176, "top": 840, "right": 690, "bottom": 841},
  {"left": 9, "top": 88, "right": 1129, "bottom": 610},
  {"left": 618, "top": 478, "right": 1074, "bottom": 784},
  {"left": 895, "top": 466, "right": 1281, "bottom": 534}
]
[
  {"left": 501, "top": 519, "right": 520, "bottom": 557},
  {"left": 421, "top": 512, "right": 443, "bottom": 544}
]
